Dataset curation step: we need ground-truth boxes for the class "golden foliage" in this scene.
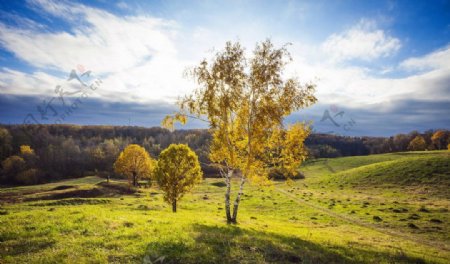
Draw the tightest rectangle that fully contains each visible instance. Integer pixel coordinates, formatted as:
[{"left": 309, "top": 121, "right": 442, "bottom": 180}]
[
  {"left": 161, "top": 113, "right": 187, "bottom": 131},
  {"left": 265, "top": 122, "right": 311, "bottom": 178},
  {"left": 431, "top": 130, "right": 447, "bottom": 150},
  {"left": 113, "top": 144, "right": 155, "bottom": 187},
  {"left": 431, "top": 130, "right": 446, "bottom": 141},
  {"left": 164, "top": 40, "right": 316, "bottom": 183},
  {"left": 154, "top": 144, "right": 202, "bottom": 212},
  {"left": 408, "top": 136, "right": 427, "bottom": 151},
  {"left": 20, "top": 145, "right": 34, "bottom": 155},
  {"left": 1, "top": 155, "right": 25, "bottom": 174},
  {"left": 162, "top": 39, "right": 316, "bottom": 222}
]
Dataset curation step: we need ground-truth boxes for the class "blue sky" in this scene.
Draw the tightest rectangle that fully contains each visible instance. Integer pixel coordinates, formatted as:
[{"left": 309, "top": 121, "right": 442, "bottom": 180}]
[{"left": 0, "top": 0, "right": 449, "bottom": 136}]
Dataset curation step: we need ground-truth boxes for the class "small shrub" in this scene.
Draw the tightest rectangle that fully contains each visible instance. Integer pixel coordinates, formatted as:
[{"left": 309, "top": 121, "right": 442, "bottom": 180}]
[
  {"left": 407, "top": 223, "right": 419, "bottom": 229},
  {"left": 418, "top": 206, "right": 430, "bottom": 213},
  {"left": 373, "top": 216, "right": 382, "bottom": 222},
  {"left": 123, "top": 222, "right": 134, "bottom": 228},
  {"left": 210, "top": 181, "right": 226, "bottom": 187},
  {"left": 137, "top": 204, "right": 150, "bottom": 210},
  {"left": 409, "top": 214, "right": 420, "bottom": 220}
]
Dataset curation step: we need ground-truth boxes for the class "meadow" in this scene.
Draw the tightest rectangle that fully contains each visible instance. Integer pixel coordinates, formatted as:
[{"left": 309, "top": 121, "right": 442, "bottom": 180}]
[{"left": 0, "top": 151, "right": 449, "bottom": 263}]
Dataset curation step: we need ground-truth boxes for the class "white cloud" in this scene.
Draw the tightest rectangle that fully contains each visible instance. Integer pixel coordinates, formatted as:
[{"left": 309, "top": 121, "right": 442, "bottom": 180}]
[
  {"left": 0, "top": 0, "right": 193, "bottom": 103},
  {"left": 282, "top": 20, "right": 449, "bottom": 108},
  {"left": 0, "top": 4, "right": 177, "bottom": 74},
  {"left": 321, "top": 19, "right": 401, "bottom": 62},
  {"left": 0, "top": 0, "right": 280, "bottom": 104},
  {"left": 0, "top": 68, "right": 59, "bottom": 96},
  {"left": 287, "top": 38, "right": 449, "bottom": 107},
  {"left": 289, "top": 57, "right": 450, "bottom": 107},
  {"left": 0, "top": 1, "right": 448, "bottom": 116},
  {"left": 400, "top": 45, "right": 450, "bottom": 71}
]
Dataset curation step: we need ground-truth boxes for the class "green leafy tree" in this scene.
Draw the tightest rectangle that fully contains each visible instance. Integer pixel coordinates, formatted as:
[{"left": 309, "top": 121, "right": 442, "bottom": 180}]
[
  {"left": 164, "top": 40, "right": 316, "bottom": 223},
  {"left": 114, "top": 144, "right": 155, "bottom": 187},
  {"left": 155, "top": 144, "right": 202, "bottom": 212}
]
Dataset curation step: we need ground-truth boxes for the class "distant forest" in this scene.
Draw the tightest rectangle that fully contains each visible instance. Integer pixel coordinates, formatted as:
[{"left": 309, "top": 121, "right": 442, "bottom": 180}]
[{"left": 0, "top": 124, "right": 448, "bottom": 185}]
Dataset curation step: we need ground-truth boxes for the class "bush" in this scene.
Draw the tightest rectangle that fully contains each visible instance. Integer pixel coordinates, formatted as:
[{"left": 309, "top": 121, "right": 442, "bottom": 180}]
[{"left": 268, "top": 168, "right": 305, "bottom": 180}]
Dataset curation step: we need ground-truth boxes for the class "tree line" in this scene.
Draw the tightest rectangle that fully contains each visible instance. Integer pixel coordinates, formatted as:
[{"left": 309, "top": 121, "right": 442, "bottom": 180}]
[
  {"left": 306, "top": 130, "right": 449, "bottom": 158},
  {"left": 0, "top": 125, "right": 210, "bottom": 185},
  {"left": 0, "top": 124, "right": 448, "bottom": 185}
]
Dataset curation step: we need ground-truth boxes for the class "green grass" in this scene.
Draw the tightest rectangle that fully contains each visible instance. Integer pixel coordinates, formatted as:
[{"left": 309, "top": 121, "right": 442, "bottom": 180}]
[
  {"left": 0, "top": 151, "right": 449, "bottom": 263},
  {"left": 332, "top": 154, "right": 449, "bottom": 187}
]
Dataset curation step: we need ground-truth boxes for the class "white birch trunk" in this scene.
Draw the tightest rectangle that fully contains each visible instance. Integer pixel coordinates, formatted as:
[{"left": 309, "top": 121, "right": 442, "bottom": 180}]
[
  {"left": 224, "top": 169, "right": 233, "bottom": 223},
  {"left": 231, "top": 176, "right": 245, "bottom": 223}
]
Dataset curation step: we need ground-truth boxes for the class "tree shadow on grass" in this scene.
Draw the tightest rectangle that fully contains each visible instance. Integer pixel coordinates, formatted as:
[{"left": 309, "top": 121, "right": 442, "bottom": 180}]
[
  {"left": 0, "top": 238, "right": 55, "bottom": 256},
  {"left": 144, "top": 224, "right": 428, "bottom": 264}
]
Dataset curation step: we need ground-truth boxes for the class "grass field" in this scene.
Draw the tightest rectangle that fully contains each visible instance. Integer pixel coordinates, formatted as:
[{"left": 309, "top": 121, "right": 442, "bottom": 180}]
[{"left": 0, "top": 151, "right": 449, "bottom": 263}]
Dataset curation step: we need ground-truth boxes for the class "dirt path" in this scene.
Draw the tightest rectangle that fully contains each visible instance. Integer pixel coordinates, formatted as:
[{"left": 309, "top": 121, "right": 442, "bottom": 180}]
[{"left": 276, "top": 187, "right": 449, "bottom": 254}]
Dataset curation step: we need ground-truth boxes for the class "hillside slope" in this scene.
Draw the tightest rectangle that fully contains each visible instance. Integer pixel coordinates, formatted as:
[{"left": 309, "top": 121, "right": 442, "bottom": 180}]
[
  {"left": 300, "top": 151, "right": 450, "bottom": 196},
  {"left": 333, "top": 154, "right": 450, "bottom": 186}
]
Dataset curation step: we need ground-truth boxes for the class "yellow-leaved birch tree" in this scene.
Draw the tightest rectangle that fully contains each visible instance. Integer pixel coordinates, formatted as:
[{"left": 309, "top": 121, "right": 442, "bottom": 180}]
[{"left": 163, "top": 40, "right": 317, "bottom": 223}]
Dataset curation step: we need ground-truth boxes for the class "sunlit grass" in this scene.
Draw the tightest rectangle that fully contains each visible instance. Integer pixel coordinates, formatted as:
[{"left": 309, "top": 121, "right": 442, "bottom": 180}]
[{"left": 0, "top": 151, "right": 449, "bottom": 263}]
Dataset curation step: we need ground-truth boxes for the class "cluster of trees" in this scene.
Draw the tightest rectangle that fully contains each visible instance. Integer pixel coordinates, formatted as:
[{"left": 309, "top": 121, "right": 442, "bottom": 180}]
[
  {"left": 406, "top": 130, "right": 449, "bottom": 151},
  {"left": 0, "top": 125, "right": 448, "bottom": 185},
  {"left": 114, "top": 144, "right": 202, "bottom": 212},
  {"left": 306, "top": 129, "right": 450, "bottom": 158},
  {"left": 0, "top": 125, "right": 210, "bottom": 184},
  {"left": 1, "top": 145, "right": 43, "bottom": 185}
]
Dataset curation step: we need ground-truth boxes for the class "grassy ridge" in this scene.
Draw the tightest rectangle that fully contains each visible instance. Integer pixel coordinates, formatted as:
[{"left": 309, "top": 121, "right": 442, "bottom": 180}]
[{"left": 333, "top": 154, "right": 450, "bottom": 187}]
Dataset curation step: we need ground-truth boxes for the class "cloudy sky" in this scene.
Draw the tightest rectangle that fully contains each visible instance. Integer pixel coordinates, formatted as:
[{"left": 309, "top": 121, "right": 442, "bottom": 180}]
[{"left": 0, "top": 0, "right": 449, "bottom": 136}]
